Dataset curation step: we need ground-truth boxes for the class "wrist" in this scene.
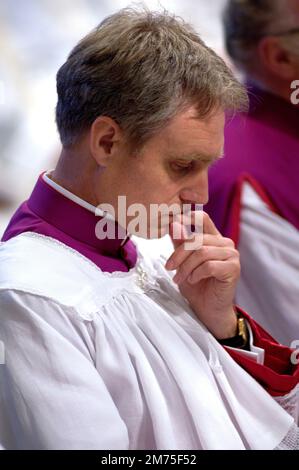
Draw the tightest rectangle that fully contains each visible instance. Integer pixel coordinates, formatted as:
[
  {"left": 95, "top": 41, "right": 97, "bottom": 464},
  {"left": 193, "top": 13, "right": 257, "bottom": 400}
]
[
  {"left": 209, "top": 307, "right": 238, "bottom": 340},
  {"left": 218, "top": 309, "right": 250, "bottom": 350}
]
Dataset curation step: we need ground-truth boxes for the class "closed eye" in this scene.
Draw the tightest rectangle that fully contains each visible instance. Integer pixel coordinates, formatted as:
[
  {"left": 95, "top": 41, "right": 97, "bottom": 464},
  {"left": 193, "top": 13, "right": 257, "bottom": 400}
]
[
  {"left": 171, "top": 161, "right": 195, "bottom": 173},
  {"left": 170, "top": 159, "right": 212, "bottom": 174}
]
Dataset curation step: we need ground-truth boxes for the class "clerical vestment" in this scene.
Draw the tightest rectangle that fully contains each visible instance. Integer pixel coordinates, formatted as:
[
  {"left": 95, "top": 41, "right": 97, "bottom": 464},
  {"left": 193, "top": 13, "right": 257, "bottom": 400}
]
[
  {"left": 206, "top": 86, "right": 299, "bottom": 345},
  {"left": 0, "top": 173, "right": 298, "bottom": 449}
]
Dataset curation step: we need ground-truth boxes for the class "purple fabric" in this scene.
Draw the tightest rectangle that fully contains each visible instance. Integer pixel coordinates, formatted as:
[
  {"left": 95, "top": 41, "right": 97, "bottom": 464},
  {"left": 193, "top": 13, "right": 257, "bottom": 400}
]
[
  {"left": 2, "top": 174, "right": 137, "bottom": 272},
  {"left": 206, "top": 86, "right": 299, "bottom": 237}
]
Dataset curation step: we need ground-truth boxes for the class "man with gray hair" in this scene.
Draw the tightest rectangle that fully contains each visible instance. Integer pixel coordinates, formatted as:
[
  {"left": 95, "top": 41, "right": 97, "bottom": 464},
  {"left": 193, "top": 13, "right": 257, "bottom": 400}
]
[
  {"left": 206, "top": 0, "right": 299, "bottom": 347},
  {"left": 0, "top": 7, "right": 298, "bottom": 450}
]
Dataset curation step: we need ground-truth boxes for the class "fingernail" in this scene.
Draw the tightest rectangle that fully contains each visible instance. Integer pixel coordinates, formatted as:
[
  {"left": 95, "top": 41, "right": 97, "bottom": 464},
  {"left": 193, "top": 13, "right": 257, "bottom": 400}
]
[{"left": 166, "top": 260, "right": 174, "bottom": 270}]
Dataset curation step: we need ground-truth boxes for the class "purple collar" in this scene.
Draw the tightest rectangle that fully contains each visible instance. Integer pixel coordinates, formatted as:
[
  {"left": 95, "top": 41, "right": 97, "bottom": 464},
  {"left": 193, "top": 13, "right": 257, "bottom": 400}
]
[
  {"left": 28, "top": 174, "right": 129, "bottom": 256},
  {"left": 2, "top": 173, "right": 138, "bottom": 271}
]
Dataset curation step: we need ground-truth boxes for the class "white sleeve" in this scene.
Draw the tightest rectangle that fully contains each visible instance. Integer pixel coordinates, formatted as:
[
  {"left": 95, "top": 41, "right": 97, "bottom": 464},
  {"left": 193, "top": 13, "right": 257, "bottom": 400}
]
[
  {"left": 236, "top": 182, "right": 299, "bottom": 347},
  {"left": 226, "top": 321, "right": 265, "bottom": 364},
  {"left": 0, "top": 289, "right": 129, "bottom": 450}
]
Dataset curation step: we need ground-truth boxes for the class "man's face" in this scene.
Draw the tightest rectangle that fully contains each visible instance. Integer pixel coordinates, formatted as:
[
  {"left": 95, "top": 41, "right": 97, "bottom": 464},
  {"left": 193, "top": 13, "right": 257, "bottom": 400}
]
[
  {"left": 280, "top": 0, "right": 299, "bottom": 78},
  {"left": 96, "top": 105, "right": 225, "bottom": 238},
  {"left": 290, "top": 0, "right": 299, "bottom": 24},
  {"left": 291, "top": 1, "right": 299, "bottom": 76}
]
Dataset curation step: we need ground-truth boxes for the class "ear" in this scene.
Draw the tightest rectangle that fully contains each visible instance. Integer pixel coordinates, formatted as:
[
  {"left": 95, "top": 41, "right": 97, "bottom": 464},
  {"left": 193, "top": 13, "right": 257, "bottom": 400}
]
[
  {"left": 258, "top": 36, "right": 295, "bottom": 80},
  {"left": 89, "top": 116, "right": 123, "bottom": 167}
]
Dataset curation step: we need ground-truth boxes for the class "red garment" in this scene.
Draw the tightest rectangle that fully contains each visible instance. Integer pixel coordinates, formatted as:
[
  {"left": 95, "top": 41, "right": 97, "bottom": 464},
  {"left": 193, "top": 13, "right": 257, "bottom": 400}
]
[{"left": 229, "top": 308, "right": 299, "bottom": 397}]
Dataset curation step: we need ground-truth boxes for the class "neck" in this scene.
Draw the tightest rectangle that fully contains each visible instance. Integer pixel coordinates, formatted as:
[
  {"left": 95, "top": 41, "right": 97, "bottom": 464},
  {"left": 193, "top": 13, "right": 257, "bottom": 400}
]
[
  {"left": 52, "top": 146, "right": 99, "bottom": 207},
  {"left": 265, "top": 82, "right": 297, "bottom": 105},
  {"left": 249, "top": 75, "right": 299, "bottom": 107}
]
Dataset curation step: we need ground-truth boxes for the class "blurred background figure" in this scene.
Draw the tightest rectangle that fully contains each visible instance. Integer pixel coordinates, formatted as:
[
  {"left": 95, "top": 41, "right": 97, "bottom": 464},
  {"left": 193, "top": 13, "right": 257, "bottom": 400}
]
[
  {"left": 206, "top": 0, "right": 299, "bottom": 345},
  {"left": 0, "top": 0, "right": 226, "bottom": 238}
]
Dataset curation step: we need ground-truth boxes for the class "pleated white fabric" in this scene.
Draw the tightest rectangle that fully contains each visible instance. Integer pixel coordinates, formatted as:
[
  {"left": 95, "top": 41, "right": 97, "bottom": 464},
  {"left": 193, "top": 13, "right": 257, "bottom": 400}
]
[
  {"left": 0, "top": 232, "right": 296, "bottom": 449},
  {"left": 237, "top": 183, "right": 299, "bottom": 346}
]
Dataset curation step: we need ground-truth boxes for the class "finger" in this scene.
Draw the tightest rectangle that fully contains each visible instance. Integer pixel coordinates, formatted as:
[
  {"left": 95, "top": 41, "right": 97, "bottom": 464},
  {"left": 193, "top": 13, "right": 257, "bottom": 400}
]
[
  {"left": 173, "top": 246, "right": 238, "bottom": 284},
  {"left": 165, "top": 234, "right": 235, "bottom": 271},
  {"left": 177, "top": 211, "right": 204, "bottom": 237},
  {"left": 187, "top": 259, "right": 240, "bottom": 285},
  {"left": 203, "top": 212, "right": 222, "bottom": 236},
  {"left": 169, "top": 211, "right": 221, "bottom": 243},
  {"left": 169, "top": 211, "right": 204, "bottom": 248},
  {"left": 169, "top": 211, "right": 221, "bottom": 253},
  {"left": 202, "top": 234, "right": 235, "bottom": 248}
]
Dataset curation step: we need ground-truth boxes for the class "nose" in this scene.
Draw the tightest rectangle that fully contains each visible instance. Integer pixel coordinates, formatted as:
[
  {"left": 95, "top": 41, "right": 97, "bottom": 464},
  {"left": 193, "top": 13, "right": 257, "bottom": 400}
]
[{"left": 179, "top": 170, "right": 209, "bottom": 206}]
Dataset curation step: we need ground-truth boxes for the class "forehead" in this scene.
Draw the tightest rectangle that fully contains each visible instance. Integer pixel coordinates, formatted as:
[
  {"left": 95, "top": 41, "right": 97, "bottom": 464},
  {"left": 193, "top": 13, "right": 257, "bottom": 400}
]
[{"left": 160, "top": 106, "right": 225, "bottom": 160}]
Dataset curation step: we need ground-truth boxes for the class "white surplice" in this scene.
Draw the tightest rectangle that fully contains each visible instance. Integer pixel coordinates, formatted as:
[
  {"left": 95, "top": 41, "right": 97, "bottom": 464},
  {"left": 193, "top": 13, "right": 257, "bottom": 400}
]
[
  {"left": 237, "top": 183, "right": 299, "bottom": 347},
  {"left": 0, "top": 232, "right": 297, "bottom": 450}
]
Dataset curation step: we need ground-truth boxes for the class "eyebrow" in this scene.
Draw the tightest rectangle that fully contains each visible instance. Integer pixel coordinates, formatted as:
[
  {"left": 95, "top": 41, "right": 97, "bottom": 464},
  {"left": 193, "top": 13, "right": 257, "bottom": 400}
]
[{"left": 167, "top": 152, "right": 224, "bottom": 164}]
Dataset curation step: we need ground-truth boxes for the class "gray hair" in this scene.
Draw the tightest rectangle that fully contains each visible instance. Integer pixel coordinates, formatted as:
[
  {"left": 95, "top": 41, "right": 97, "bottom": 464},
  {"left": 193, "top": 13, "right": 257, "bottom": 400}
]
[
  {"left": 224, "top": 0, "right": 298, "bottom": 73},
  {"left": 56, "top": 7, "right": 248, "bottom": 149}
]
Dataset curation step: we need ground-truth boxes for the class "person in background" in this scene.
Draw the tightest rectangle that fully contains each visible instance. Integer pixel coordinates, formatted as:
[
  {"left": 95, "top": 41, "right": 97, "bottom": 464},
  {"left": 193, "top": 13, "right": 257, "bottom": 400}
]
[{"left": 206, "top": 0, "right": 299, "bottom": 346}]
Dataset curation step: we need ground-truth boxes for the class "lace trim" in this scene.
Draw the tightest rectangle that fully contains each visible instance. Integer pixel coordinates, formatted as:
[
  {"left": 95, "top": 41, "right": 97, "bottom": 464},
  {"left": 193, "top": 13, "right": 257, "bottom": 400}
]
[
  {"left": 275, "top": 384, "right": 299, "bottom": 424},
  {"left": 13, "top": 231, "right": 144, "bottom": 280},
  {"left": 3, "top": 232, "right": 161, "bottom": 301},
  {"left": 274, "top": 385, "right": 299, "bottom": 450},
  {"left": 275, "top": 422, "right": 299, "bottom": 450}
]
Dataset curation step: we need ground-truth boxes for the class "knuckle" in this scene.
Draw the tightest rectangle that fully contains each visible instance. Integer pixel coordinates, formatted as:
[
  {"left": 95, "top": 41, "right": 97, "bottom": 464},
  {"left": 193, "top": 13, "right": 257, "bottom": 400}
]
[
  {"left": 202, "top": 234, "right": 211, "bottom": 244},
  {"left": 228, "top": 248, "right": 239, "bottom": 258},
  {"left": 205, "top": 260, "right": 215, "bottom": 273},
  {"left": 199, "top": 246, "right": 210, "bottom": 258},
  {"left": 223, "top": 237, "right": 235, "bottom": 248},
  {"left": 179, "top": 266, "right": 187, "bottom": 278},
  {"left": 231, "top": 260, "right": 241, "bottom": 275}
]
